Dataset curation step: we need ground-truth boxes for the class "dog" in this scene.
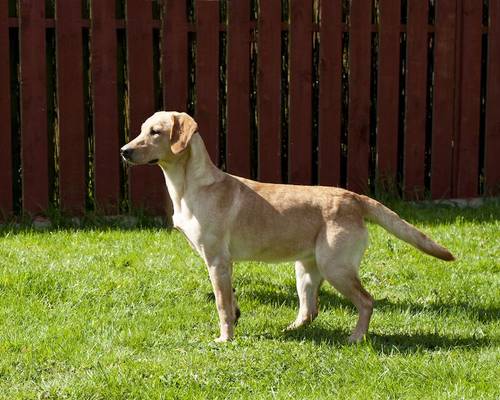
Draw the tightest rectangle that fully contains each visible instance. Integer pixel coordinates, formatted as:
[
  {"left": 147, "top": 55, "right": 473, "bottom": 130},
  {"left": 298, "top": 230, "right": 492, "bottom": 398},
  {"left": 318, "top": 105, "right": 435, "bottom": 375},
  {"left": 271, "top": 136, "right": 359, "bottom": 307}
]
[{"left": 121, "top": 111, "right": 455, "bottom": 343}]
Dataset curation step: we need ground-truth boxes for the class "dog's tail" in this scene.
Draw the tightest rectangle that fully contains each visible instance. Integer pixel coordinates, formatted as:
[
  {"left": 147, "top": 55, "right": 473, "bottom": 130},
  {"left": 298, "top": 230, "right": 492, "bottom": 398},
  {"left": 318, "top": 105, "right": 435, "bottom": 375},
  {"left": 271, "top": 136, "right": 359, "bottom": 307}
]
[{"left": 358, "top": 195, "right": 455, "bottom": 261}]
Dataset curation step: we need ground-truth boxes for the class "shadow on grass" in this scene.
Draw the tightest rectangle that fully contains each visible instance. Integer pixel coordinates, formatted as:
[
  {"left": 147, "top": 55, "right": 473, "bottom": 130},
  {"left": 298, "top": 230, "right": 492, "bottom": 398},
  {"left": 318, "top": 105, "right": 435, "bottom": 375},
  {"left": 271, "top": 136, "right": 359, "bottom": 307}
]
[
  {"left": 0, "top": 216, "right": 173, "bottom": 237},
  {"left": 246, "top": 284, "right": 500, "bottom": 323},
  {"left": 278, "top": 325, "right": 494, "bottom": 354},
  {"left": 242, "top": 284, "right": 498, "bottom": 352}
]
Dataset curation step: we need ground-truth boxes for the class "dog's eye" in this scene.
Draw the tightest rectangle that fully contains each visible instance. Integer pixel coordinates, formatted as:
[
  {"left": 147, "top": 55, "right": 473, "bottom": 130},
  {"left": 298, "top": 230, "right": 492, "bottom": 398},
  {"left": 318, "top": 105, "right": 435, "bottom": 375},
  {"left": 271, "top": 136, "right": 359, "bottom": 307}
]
[{"left": 150, "top": 129, "right": 160, "bottom": 136}]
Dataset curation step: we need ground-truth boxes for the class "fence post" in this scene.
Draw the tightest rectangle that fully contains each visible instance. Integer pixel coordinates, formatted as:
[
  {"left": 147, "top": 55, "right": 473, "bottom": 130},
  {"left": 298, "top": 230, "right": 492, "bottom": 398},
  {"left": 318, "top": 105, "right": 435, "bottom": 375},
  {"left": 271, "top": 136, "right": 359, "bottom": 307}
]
[
  {"left": 289, "top": 0, "right": 313, "bottom": 184},
  {"left": 20, "top": 0, "right": 49, "bottom": 214},
  {"left": 0, "top": 2, "right": 12, "bottom": 218},
  {"left": 163, "top": 0, "right": 188, "bottom": 113},
  {"left": 377, "top": 0, "right": 401, "bottom": 187},
  {"left": 485, "top": 0, "right": 500, "bottom": 195},
  {"left": 195, "top": 0, "right": 219, "bottom": 163},
  {"left": 56, "top": 0, "right": 86, "bottom": 214},
  {"left": 227, "top": 0, "right": 251, "bottom": 178},
  {"left": 91, "top": 0, "right": 121, "bottom": 214},
  {"left": 127, "top": 0, "right": 166, "bottom": 215},
  {"left": 454, "top": 0, "right": 482, "bottom": 198},
  {"left": 347, "top": 0, "right": 372, "bottom": 193},
  {"left": 318, "top": 0, "right": 342, "bottom": 187},
  {"left": 431, "top": 0, "right": 457, "bottom": 199},
  {"left": 404, "top": 0, "right": 429, "bottom": 199},
  {"left": 258, "top": 0, "right": 282, "bottom": 183}
]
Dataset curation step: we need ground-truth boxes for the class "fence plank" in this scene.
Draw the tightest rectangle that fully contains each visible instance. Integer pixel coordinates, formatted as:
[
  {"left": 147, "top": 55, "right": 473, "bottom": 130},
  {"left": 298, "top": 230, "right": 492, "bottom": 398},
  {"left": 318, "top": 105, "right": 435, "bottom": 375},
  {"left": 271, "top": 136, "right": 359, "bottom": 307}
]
[
  {"left": 20, "top": 0, "right": 49, "bottom": 214},
  {"left": 485, "top": 1, "right": 500, "bottom": 195},
  {"left": 377, "top": 0, "right": 401, "bottom": 184},
  {"left": 289, "top": 0, "right": 312, "bottom": 184},
  {"left": 0, "top": 2, "right": 12, "bottom": 217},
  {"left": 258, "top": 0, "right": 281, "bottom": 183},
  {"left": 163, "top": 0, "right": 188, "bottom": 112},
  {"left": 56, "top": 1, "right": 85, "bottom": 214},
  {"left": 347, "top": 0, "right": 372, "bottom": 193},
  {"left": 404, "top": 0, "right": 428, "bottom": 199},
  {"left": 227, "top": 0, "right": 250, "bottom": 177},
  {"left": 196, "top": 0, "right": 219, "bottom": 163},
  {"left": 455, "top": 0, "right": 482, "bottom": 198},
  {"left": 91, "top": 0, "right": 120, "bottom": 213},
  {"left": 318, "top": 0, "right": 342, "bottom": 187},
  {"left": 127, "top": 0, "right": 165, "bottom": 214},
  {"left": 431, "top": 0, "right": 456, "bottom": 199}
]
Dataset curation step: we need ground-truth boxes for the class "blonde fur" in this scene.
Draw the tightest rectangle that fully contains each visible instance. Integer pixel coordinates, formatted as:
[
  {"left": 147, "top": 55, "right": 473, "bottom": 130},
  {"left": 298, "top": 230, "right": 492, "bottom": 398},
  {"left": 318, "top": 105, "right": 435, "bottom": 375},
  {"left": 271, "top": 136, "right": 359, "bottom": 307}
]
[{"left": 121, "top": 111, "right": 455, "bottom": 343}]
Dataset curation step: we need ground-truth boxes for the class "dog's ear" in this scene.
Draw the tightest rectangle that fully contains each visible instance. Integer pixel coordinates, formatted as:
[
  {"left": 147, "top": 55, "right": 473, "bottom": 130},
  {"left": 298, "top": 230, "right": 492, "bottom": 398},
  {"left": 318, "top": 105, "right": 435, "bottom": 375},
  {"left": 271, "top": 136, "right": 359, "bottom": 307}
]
[{"left": 170, "top": 112, "right": 198, "bottom": 155}]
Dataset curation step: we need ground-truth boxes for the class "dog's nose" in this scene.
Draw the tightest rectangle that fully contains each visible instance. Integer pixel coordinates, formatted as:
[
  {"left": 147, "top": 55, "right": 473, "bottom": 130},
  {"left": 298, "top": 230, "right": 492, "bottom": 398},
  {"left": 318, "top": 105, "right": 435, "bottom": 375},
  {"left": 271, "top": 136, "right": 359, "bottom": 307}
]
[{"left": 120, "top": 148, "right": 133, "bottom": 160}]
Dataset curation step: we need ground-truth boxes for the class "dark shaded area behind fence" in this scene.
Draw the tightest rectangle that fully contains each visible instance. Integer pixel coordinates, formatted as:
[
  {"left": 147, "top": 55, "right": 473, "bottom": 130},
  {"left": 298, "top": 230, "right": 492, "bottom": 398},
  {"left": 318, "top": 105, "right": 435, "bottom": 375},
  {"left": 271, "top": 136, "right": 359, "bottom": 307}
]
[{"left": 0, "top": 0, "right": 499, "bottom": 219}]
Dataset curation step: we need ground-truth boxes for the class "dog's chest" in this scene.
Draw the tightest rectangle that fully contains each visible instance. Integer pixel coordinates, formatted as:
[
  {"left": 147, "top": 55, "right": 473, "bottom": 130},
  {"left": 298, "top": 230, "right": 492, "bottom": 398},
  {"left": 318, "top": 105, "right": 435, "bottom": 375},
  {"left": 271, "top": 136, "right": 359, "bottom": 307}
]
[{"left": 172, "top": 212, "right": 203, "bottom": 252}]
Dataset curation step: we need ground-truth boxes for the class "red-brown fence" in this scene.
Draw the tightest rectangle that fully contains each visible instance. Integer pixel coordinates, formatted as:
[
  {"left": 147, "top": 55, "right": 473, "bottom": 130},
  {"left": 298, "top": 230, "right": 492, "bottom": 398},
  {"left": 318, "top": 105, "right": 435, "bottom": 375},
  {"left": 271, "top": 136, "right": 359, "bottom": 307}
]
[{"left": 1, "top": 0, "right": 499, "bottom": 219}]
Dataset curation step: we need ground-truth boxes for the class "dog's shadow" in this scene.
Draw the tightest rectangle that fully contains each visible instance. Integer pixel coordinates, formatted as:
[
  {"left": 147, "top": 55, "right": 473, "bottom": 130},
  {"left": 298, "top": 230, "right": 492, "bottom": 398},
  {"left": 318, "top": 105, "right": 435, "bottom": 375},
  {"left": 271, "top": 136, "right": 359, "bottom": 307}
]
[
  {"left": 229, "top": 283, "right": 498, "bottom": 353},
  {"left": 278, "top": 325, "right": 493, "bottom": 354}
]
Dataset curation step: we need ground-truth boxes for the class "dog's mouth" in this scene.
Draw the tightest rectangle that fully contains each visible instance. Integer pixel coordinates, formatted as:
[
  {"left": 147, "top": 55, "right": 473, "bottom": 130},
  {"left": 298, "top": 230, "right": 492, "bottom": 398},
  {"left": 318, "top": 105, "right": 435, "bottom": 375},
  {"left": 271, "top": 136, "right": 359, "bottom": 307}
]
[
  {"left": 121, "top": 156, "right": 137, "bottom": 165},
  {"left": 147, "top": 159, "right": 159, "bottom": 165}
]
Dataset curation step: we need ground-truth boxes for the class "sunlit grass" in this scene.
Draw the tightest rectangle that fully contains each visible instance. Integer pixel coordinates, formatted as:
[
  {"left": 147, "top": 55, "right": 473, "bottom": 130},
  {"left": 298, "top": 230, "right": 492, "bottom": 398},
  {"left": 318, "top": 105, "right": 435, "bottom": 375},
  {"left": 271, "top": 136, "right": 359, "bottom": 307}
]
[{"left": 0, "top": 201, "right": 498, "bottom": 399}]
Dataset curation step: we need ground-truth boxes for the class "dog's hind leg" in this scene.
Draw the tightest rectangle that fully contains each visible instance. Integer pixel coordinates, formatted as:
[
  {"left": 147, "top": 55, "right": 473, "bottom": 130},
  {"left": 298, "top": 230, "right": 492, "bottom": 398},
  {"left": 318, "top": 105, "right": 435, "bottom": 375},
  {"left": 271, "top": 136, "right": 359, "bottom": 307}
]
[
  {"left": 286, "top": 259, "right": 324, "bottom": 331},
  {"left": 315, "top": 224, "right": 374, "bottom": 343}
]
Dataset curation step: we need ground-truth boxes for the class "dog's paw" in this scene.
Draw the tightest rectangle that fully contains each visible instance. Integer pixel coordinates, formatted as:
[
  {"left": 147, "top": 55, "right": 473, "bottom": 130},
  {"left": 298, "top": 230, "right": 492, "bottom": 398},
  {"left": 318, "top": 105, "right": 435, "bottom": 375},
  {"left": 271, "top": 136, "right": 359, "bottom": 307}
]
[
  {"left": 214, "top": 335, "right": 233, "bottom": 343},
  {"left": 347, "top": 333, "right": 366, "bottom": 344},
  {"left": 284, "top": 315, "right": 314, "bottom": 332},
  {"left": 284, "top": 321, "right": 306, "bottom": 332}
]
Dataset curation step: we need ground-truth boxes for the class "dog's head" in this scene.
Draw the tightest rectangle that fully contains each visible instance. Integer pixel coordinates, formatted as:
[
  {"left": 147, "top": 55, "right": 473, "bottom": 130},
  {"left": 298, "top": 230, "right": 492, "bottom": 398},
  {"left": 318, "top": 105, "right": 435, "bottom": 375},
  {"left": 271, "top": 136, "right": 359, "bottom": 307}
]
[{"left": 120, "top": 111, "right": 198, "bottom": 165}]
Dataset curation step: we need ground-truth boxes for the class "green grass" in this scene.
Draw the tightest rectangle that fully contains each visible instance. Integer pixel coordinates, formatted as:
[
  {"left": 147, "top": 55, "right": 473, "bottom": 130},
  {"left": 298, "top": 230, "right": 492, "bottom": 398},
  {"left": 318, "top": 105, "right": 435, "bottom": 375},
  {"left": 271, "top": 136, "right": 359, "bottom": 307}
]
[{"left": 0, "top": 201, "right": 499, "bottom": 399}]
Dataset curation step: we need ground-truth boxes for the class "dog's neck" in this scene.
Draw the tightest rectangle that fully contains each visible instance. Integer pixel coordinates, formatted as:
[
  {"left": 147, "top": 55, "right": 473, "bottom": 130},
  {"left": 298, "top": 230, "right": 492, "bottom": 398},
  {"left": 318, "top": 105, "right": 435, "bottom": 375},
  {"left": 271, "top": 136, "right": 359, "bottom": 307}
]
[{"left": 158, "top": 134, "right": 222, "bottom": 217}]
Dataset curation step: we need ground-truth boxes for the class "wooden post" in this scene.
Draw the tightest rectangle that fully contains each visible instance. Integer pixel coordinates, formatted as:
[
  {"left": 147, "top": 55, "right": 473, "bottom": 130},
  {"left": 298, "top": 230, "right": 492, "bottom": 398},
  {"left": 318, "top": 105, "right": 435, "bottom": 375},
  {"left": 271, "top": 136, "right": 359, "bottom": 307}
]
[
  {"left": 20, "top": 0, "right": 49, "bottom": 214},
  {"left": 258, "top": 0, "right": 281, "bottom": 183},
  {"left": 347, "top": 0, "right": 372, "bottom": 193},
  {"left": 56, "top": 0, "right": 86, "bottom": 214},
  {"left": 91, "top": 0, "right": 121, "bottom": 213}
]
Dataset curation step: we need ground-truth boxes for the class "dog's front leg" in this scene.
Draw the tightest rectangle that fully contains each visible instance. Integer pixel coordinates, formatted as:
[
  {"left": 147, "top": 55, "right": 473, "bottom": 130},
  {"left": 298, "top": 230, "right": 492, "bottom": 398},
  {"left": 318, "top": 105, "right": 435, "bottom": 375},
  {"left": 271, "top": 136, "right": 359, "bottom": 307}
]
[{"left": 206, "top": 262, "right": 236, "bottom": 342}]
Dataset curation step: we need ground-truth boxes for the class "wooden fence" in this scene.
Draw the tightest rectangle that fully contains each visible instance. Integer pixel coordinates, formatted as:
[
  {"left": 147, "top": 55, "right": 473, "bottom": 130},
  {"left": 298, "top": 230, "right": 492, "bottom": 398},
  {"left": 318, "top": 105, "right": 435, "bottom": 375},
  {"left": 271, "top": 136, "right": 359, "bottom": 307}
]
[{"left": 0, "top": 0, "right": 499, "bottom": 218}]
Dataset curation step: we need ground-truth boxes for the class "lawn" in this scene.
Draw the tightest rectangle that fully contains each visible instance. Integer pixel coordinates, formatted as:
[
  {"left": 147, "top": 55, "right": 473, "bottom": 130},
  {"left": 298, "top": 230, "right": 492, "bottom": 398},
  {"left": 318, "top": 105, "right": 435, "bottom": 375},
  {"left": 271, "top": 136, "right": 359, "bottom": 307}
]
[{"left": 0, "top": 201, "right": 498, "bottom": 399}]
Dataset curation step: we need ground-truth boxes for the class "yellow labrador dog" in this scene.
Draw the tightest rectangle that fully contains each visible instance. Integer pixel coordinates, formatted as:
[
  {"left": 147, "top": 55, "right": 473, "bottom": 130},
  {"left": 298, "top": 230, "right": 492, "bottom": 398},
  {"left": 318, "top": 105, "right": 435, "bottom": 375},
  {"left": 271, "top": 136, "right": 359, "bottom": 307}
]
[{"left": 121, "top": 111, "right": 454, "bottom": 343}]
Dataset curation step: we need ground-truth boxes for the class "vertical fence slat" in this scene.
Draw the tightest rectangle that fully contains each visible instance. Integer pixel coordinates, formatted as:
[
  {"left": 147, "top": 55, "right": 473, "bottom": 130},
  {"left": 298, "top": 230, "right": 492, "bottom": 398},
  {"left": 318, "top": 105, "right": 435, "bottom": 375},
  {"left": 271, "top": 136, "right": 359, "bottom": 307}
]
[
  {"left": 20, "top": 0, "right": 49, "bottom": 214},
  {"left": 318, "top": 0, "right": 342, "bottom": 187},
  {"left": 404, "top": 0, "right": 428, "bottom": 199},
  {"left": 289, "top": 0, "right": 312, "bottom": 184},
  {"left": 377, "top": 0, "right": 401, "bottom": 182},
  {"left": 4, "top": 0, "right": 500, "bottom": 218},
  {"left": 485, "top": 0, "right": 500, "bottom": 195},
  {"left": 431, "top": 0, "right": 457, "bottom": 199},
  {"left": 347, "top": 0, "right": 372, "bottom": 193},
  {"left": 91, "top": 0, "right": 120, "bottom": 213},
  {"left": 196, "top": 0, "right": 219, "bottom": 163},
  {"left": 258, "top": 0, "right": 281, "bottom": 183},
  {"left": 163, "top": 0, "right": 188, "bottom": 112},
  {"left": 0, "top": 2, "right": 12, "bottom": 217},
  {"left": 127, "top": 0, "right": 165, "bottom": 214},
  {"left": 455, "top": 0, "right": 482, "bottom": 198},
  {"left": 56, "top": 1, "right": 85, "bottom": 214},
  {"left": 227, "top": 0, "right": 250, "bottom": 177}
]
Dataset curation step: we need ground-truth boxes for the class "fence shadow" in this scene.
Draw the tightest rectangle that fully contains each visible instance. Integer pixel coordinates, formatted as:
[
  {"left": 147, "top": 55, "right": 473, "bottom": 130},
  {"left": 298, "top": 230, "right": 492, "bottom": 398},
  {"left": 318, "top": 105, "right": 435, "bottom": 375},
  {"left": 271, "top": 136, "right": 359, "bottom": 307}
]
[
  {"left": 0, "top": 197, "right": 498, "bottom": 235},
  {"left": 376, "top": 198, "right": 499, "bottom": 226}
]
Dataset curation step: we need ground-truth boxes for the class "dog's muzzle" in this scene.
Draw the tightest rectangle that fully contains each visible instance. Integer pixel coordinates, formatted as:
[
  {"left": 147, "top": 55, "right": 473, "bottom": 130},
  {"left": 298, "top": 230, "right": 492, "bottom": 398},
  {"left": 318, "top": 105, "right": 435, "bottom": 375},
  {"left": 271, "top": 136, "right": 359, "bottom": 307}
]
[{"left": 120, "top": 148, "right": 133, "bottom": 161}]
